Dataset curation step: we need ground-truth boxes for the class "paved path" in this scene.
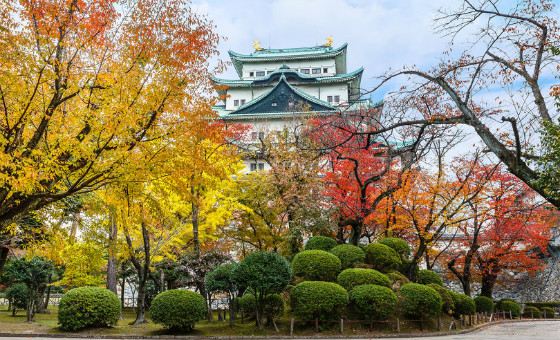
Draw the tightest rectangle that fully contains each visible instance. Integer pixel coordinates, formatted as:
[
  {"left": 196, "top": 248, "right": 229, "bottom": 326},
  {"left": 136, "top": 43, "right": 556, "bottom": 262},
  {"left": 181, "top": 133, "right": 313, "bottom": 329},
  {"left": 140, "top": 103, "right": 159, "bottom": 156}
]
[
  {"left": 387, "top": 320, "right": 560, "bottom": 340},
  {"left": 0, "top": 321, "right": 558, "bottom": 339}
]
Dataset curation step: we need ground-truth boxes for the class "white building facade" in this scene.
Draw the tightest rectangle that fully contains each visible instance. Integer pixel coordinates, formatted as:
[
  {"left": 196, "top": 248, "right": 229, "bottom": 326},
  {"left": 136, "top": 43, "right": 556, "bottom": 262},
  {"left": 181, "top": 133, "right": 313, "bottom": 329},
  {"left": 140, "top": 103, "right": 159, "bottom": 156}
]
[{"left": 212, "top": 41, "right": 378, "bottom": 172}]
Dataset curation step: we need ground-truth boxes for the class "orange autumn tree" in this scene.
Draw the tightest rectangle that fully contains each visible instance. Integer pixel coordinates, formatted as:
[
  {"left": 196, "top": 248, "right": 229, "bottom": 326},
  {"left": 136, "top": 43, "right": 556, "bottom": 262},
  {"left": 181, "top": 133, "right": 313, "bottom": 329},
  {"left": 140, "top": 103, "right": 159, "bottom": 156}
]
[
  {"left": 309, "top": 112, "right": 417, "bottom": 245},
  {"left": 445, "top": 165, "right": 553, "bottom": 297},
  {"left": 0, "top": 0, "right": 219, "bottom": 270},
  {"left": 378, "top": 149, "right": 497, "bottom": 279}
]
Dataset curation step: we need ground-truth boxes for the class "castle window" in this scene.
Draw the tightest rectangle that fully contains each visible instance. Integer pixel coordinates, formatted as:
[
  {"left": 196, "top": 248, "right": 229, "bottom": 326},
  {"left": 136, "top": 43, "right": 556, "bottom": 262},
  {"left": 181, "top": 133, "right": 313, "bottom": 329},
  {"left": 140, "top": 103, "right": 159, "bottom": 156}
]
[
  {"left": 251, "top": 132, "right": 257, "bottom": 140},
  {"left": 267, "top": 70, "right": 273, "bottom": 75},
  {"left": 312, "top": 68, "right": 321, "bottom": 74},
  {"left": 234, "top": 99, "right": 239, "bottom": 106},
  {"left": 271, "top": 101, "right": 277, "bottom": 107},
  {"left": 258, "top": 132, "right": 265, "bottom": 140},
  {"left": 255, "top": 71, "right": 265, "bottom": 77},
  {"left": 250, "top": 163, "right": 257, "bottom": 171},
  {"left": 258, "top": 163, "right": 265, "bottom": 171},
  {"left": 249, "top": 71, "right": 254, "bottom": 77},
  {"left": 323, "top": 67, "right": 328, "bottom": 73},
  {"left": 327, "top": 96, "right": 333, "bottom": 103},
  {"left": 240, "top": 99, "right": 246, "bottom": 105},
  {"left": 334, "top": 95, "right": 340, "bottom": 103},
  {"left": 300, "top": 69, "right": 310, "bottom": 74}
]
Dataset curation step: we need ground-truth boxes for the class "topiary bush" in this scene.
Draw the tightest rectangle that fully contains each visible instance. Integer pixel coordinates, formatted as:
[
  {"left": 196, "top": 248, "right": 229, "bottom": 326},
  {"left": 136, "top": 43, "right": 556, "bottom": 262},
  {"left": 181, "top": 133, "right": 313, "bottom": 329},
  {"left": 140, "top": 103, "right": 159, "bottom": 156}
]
[
  {"left": 496, "top": 299, "right": 521, "bottom": 318},
  {"left": 540, "top": 307, "right": 555, "bottom": 318},
  {"left": 5, "top": 284, "right": 28, "bottom": 315},
  {"left": 336, "top": 268, "right": 391, "bottom": 291},
  {"left": 349, "top": 284, "right": 398, "bottom": 321},
  {"left": 58, "top": 287, "right": 120, "bottom": 331},
  {"left": 416, "top": 270, "right": 443, "bottom": 286},
  {"left": 290, "top": 281, "right": 348, "bottom": 320},
  {"left": 305, "top": 236, "right": 337, "bottom": 251},
  {"left": 523, "top": 306, "right": 541, "bottom": 318},
  {"left": 398, "top": 283, "right": 442, "bottom": 319},
  {"left": 386, "top": 271, "right": 410, "bottom": 290},
  {"left": 150, "top": 289, "right": 207, "bottom": 331},
  {"left": 427, "top": 284, "right": 454, "bottom": 316},
  {"left": 378, "top": 238, "right": 411, "bottom": 260},
  {"left": 330, "top": 244, "right": 365, "bottom": 269},
  {"left": 235, "top": 293, "right": 256, "bottom": 318},
  {"left": 474, "top": 296, "right": 494, "bottom": 314},
  {"left": 365, "top": 243, "right": 402, "bottom": 272},
  {"left": 450, "top": 292, "right": 476, "bottom": 316},
  {"left": 291, "top": 250, "right": 341, "bottom": 282},
  {"left": 263, "top": 294, "right": 285, "bottom": 320}
]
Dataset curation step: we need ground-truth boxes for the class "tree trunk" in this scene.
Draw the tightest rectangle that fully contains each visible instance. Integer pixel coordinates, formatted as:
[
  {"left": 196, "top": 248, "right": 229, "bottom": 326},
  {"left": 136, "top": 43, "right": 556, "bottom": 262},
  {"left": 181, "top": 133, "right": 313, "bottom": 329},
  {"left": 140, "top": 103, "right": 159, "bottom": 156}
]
[
  {"left": 107, "top": 213, "right": 118, "bottom": 294},
  {"left": 480, "top": 273, "right": 498, "bottom": 298},
  {"left": 228, "top": 295, "right": 235, "bottom": 326},
  {"left": 133, "top": 276, "right": 147, "bottom": 325},
  {"left": 0, "top": 246, "right": 9, "bottom": 273},
  {"left": 191, "top": 188, "right": 201, "bottom": 258}
]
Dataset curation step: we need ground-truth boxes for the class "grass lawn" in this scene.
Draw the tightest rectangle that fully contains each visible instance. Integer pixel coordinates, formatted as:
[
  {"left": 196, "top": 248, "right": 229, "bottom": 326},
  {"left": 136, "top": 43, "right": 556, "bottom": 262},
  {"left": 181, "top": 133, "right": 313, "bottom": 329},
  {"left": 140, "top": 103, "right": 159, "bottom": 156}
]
[{"left": 0, "top": 306, "right": 474, "bottom": 337}]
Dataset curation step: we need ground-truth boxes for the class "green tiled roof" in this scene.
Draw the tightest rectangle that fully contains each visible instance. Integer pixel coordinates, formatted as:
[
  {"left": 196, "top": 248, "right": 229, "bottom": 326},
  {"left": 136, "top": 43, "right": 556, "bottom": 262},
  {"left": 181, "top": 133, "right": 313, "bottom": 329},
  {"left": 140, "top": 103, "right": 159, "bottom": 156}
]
[
  {"left": 211, "top": 67, "right": 363, "bottom": 88},
  {"left": 228, "top": 44, "right": 348, "bottom": 77}
]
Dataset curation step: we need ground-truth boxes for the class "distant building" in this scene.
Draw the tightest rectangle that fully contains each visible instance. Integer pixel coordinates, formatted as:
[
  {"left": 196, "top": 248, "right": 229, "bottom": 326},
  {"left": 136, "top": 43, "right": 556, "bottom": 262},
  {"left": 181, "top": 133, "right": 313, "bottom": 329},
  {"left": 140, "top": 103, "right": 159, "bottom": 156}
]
[{"left": 211, "top": 40, "right": 378, "bottom": 172}]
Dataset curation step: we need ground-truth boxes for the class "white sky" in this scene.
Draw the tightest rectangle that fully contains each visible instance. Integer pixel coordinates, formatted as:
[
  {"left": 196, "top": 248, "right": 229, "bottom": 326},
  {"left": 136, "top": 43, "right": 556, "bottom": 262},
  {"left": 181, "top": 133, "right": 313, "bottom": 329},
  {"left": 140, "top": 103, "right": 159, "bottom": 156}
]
[{"left": 191, "top": 0, "right": 455, "bottom": 102}]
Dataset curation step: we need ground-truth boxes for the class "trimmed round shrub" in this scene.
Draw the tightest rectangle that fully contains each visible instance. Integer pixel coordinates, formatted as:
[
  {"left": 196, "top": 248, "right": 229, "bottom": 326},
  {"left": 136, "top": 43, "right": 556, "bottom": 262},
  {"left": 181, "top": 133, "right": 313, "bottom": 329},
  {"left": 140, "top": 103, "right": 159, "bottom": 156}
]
[
  {"left": 5, "top": 283, "right": 28, "bottom": 312},
  {"left": 349, "top": 284, "right": 398, "bottom": 320},
  {"left": 305, "top": 236, "right": 337, "bottom": 251},
  {"left": 387, "top": 271, "right": 410, "bottom": 290},
  {"left": 290, "top": 281, "right": 348, "bottom": 320},
  {"left": 330, "top": 244, "right": 365, "bottom": 269},
  {"left": 399, "top": 283, "right": 442, "bottom": 319},
  {"left": 474, "top": 296, "right": 494, "bottom": 314},
  {"left": 365, "top": 243, "right": 402, "bottom": 272},
  {"left": 540, "top": 307, "right": 555, "bottom": 318},
  {"left": 292, "top": 250, "right": 341, "bottom": 281},
  {"left": 58, "top": 287, "right": 120, "bottom": 331},
  {"left": 427, "top": 284, "right": 455, "bottom": 316},
  {"left": 150, "top": 289, "right": 207, "bottom": 331},
  {"left": 496, "top": 299, "right": 521, "bottom": 318},
  {"left": 337, "top": 268, "right": 391, "bottom": 291},
  {"left": 523, "top": 306, "right": 541, "bottom": 318},
  {"left": 416, "top": 270, "right": 443, "bottom": 286},
  {"left": 236, "top": 293, "right": 256, "bottom": 317},
  {"left": 450, "top": 292, "right": 475, "bottom": 316},
  {"left": 379, "top": 237, "right": 411, "bottom": 260}
]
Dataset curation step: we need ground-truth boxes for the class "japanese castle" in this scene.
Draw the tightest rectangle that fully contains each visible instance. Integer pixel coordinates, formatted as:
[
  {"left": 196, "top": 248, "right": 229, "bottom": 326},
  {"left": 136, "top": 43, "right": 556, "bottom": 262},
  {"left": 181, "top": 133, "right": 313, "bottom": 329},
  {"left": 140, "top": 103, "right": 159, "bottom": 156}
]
[{"left": 212, "top": 39, "right": 378, "bottom": 172}]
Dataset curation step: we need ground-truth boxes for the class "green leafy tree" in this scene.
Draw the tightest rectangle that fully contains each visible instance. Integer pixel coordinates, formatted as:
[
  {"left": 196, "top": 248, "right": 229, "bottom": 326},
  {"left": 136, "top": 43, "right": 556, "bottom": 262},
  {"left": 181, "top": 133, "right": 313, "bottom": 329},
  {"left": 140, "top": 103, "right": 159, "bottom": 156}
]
[
  {"left": 205, "top": 262, "right": 239, "bottom": 325},
  {"left": 2, "top": 257, "right": 54, "bottom": 321},
  {"left": 233, "top": 251, "right": 291, "bottom": 329}
]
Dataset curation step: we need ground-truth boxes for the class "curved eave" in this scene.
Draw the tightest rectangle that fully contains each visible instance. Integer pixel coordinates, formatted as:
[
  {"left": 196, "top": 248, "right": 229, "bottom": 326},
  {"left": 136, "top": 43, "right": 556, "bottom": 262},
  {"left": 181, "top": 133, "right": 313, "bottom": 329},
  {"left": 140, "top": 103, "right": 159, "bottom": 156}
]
[
  {"left": 228, "top": 43, "right": 348, "bottom": 77},
  {"left": 211, "top": 67, "right": 363, "bottom": 92}
]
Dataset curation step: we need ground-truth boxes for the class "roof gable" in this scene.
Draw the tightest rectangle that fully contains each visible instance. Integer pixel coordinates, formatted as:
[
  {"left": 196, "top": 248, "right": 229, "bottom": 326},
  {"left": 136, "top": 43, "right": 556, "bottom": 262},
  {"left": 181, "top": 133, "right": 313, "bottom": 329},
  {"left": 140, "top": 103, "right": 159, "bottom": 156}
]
[{"left": 231, "top": 75, "right": 336, "bottom": 115}]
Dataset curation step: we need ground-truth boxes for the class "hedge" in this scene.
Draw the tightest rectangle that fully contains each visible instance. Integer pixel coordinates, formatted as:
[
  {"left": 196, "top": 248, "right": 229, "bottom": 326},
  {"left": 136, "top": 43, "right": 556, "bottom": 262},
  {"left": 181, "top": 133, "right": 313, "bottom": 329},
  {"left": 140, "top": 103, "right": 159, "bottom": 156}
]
[
  {"left": 523, "top": 306, "right": 541, "bottom": 318},
  {"left": 378, "top": 238, "right": 411, "bottom": 260},
  {"left": 427, "top": 284, "right": 454, "bottom": 316},
  {"left": 337, "top": 268, "right": 391, "bottom": 291},
  {"left": 399, "top": 283, "right": 442, "bottom": 319},
  {"left": 474, "top": 296, "right": 494, "bottom": 314},
  {"left": 305, "top": 236, "right": 337, "bottom": 251},
  {"left": 349, "top": 284, "right": 398, "bottom": 321},
  {"left": 386, "top": 271, "right": 410, "bottom": 290},
  {"left": 330, "top": 244, "right": 365, "bottom": 269},
  {"left": 58, "top": 287, "right": 120, "bottom": 331},
  {"left": 292, "top": 250, "right": 341, "bottom": 282},
  {"left": 525, "top": 301, "right": 560, "bottom": 308},
  {"left": 236, "top": 294, "right": 256, "bottom": 317},
  {"left": 496, "top": 300, "right": 521, "bottom": 318},
  {"left": 290, "top": 281, "right": 348, "bottom": 320},
  {"left": 416, "top": 270, "right": 443, "bottom": 286},
  {"left": 450, "top": 292, "right": 476, "bottom": 316},
  {"left": 150, "top": 289, "right": 207, "bottom": 331},
  {"left": 5, "top": 283, "right": 28, "bottom": 313},
  {"left": 263, "top": 294, "right": 285, "bottom": 320},
  {"left": 365, "top": 243, "right": 402, "bottom": 272}
]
